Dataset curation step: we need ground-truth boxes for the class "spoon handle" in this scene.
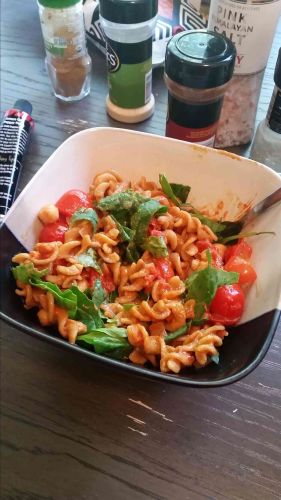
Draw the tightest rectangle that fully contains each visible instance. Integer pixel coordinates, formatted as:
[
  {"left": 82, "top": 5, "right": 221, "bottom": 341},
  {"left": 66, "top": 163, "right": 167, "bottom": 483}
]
[{"left": 244, "top": 186, "right": 281, "bottom": 226}]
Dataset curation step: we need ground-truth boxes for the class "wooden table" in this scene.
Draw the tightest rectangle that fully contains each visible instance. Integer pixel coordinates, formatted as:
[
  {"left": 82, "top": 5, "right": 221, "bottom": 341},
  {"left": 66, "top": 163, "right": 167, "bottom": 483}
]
[{"left": 1, "top": 1, "right": 281, "bottom": 498}]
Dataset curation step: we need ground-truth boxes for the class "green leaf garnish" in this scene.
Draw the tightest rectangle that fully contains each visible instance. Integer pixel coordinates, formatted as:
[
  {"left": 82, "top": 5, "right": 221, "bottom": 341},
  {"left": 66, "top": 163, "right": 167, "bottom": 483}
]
[
  {"left": 77, "top": 248, "right": 101, "bottom": 273},
  {"left": 170, "top": 183, "right": 191, "bottom": 203},
  {"left": 96, "top": 190, "right": 148, "bottom": 212},
  {"left": 12, "top": 263, "right": 49, "bottom": 283},
  {"left": 131, "top": 199, "right": 168, "bottom": 246},
  {"left": 142, "top": 235, "right": 168, "bottom": 257},
  {"left": 76, "top": 326, "right": 132, "bottom": 359},
  {"left": 111, "top": 215, "right": 133, "bottom": 242},
  {"left": 70, "top": 286, "right": 104, "bottom": 330},
  {"left": 219, "top": 231, "right": 275, "bottom": 245},
  {"left": 165, "top": 322, "right": 191, "bottom": 344},
  {"left": 211, "top": 354, "right": 220, "bottom": 365},
  {"left": 122, "top": 304, "right": 135, "bottom": 311},
  {"left": 70, "top": 208, "right": 98, "bottom": 231},
  {"left": 91, "top": 278, "right": 107, "bottom": 307},
  {"left": 159, "top": 174, "right": 181, "bottom": 206},
  {"left": 30, "top": 279, "right": 77, "bottom": 319}
]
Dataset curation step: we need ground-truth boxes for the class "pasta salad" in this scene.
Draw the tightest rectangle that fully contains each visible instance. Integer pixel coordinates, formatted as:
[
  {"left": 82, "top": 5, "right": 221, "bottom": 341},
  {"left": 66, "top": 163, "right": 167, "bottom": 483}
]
[{"left": 11, "top": 170, "right": 258, "bottom": 374}]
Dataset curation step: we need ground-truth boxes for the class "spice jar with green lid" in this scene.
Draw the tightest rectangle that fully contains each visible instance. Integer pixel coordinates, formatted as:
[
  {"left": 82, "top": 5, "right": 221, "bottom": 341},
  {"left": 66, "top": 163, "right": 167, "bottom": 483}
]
[
  {"left": 37, "top": 0, "right": 92, "bottom": 101},
  {"left": 99, "top": 0, "right": 158, "bottom": 123},
  {"left": 164, "top": 30, "right": 236, "bottom": 147}
]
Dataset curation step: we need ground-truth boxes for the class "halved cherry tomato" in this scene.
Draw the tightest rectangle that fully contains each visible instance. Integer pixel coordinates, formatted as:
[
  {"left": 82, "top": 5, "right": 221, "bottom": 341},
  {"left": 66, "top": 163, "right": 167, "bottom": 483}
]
[
  {"left": 153, "top": 257, "right": 174, "bottom": 280},
  {"left": 101, "top": 270, "right": 115, "bottom": 293},
  {"left": 196, "top": 240, "right": 212, "bottom": 252},
  {"left": 196, "top": 240, "right": 223, "bottom": 268},
  {"left": 88, "top": 268, "right": 99, "bottom": 288},
  {"left": 224, "top": 240, "right": 252, "bottom": 263},
  {"left": 150, "top": 229, "right": 164, "bottom": 237},
  {"left": 56, "top": 190, "right": 92, "bottom": 218},
  {"left": 208, "top": 284, "right": 245, "bottom": 325},
  {"left": 224, "top": 257, "right": 257, "bottom": 286},
  {"left": 38, "top": 221, "right": 68, "bottom": 243},
  {"left": 148, "top": 218, "right": 162, "bottom": 234}
]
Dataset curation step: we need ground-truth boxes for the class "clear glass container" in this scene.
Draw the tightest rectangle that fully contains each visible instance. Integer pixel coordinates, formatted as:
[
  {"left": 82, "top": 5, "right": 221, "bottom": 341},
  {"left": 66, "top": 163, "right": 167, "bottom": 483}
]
[{"left": 38, "top": 0, "right": 92, "bottom": 101}]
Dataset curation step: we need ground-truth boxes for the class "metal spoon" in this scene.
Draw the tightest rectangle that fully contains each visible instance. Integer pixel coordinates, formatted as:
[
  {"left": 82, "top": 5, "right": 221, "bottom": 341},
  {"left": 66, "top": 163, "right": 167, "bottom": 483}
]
[{"left": 239, "top": 185, "right": 281, "bottom": 228}]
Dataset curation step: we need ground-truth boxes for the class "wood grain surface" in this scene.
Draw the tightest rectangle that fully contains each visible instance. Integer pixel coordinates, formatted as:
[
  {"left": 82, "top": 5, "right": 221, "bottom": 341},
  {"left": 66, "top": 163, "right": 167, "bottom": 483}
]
[{"left": 1, "top": 1, "right": 281, "bottom": 499}]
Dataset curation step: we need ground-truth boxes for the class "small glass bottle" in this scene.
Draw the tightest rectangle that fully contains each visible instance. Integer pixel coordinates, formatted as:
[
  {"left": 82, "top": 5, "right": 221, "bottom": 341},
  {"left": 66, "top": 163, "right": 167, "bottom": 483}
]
[
  {"left": 208, "top": 0, "right": 281, "bottom": 148},
  {"left": 38, "top": 0, "right": 92, "bottom": 101},
  {"left": 250, "top": 49, "right": 281, "bottom": 171},
  {"left": 99, "top": 0, "right": 158, "bottom": 123},
  {"left": 164, "top": 30, "right": 236, "bottom": 147}
]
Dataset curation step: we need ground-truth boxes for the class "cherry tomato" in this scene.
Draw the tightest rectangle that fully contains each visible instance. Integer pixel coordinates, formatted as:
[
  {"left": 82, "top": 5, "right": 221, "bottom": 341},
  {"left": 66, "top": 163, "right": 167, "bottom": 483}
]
[
  {"left": 101, "top": 270, "right": 115, "bottom": 293},
  {"left": 224, "top": 257, "right": 257, "bottom": 286},
  {"left": 88, "top": 268, "right": 100, "bottom": 288},
  {"left": 148, "top": 218, "right": 162, "bottom": 234},
  {"left": 56, "top": 190, "right": 92, "bottom": 218},
  {"left": 153, "top": 257, "right": 174, "bottom": 280},
  {"left": 196, "top": 240, "right": 212, "bottom": 252},
  {"left": 224, "top": 240, "right": 252, "bottom": 263},
  {"left": 208, "top": 284, "right": 245, "bottom": 325},
  {"left": 38, "top": 221, "right": 68, "bottom": 243},
  {"left": 150, "top": 229, "right": 164, "bottom": 237}
]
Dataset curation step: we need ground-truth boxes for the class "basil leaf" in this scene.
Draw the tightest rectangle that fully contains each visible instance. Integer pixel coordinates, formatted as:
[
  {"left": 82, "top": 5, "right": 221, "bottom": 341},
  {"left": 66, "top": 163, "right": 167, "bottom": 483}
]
[
  {"left": 97, "top": 190, "right": 148, "bottom": 212},
  {"left": 186, "top": 252, "right": 239, "bottom": 307},
  {"left": 12, "top": 263, "right": 49, "bottom": 283},
  {"left": 30, "top": 279, "right": 77, "bottom": 319},
  {"left": 122, "top": 304, "right": 135, "bottom": 311},
  {"left": 111, "top": 215, "right": 133, "bottom": 242},
  {"left": 126, "top": 241, "right": 140, "bottom": 263},
  {"left": 92, "top": 278, "right": 107, "bottom": 307},
  {"left": 159, "top": 174, "right": 182, "bottom": 206},
  {"left": 190, "top": 209, "right": 228, "bottom": 234},
  {"left": 131, "top": 199, "right": 168, "bottom": 246},
  {"left": 70, "top": 286, "right": 104, "bottom": 329},
  {"left": 165, "top": 322, "right": 191, "bottom": 344},
  {"left": 77, "top": 327, "right": 132, "bottom": 359},
  {"left": 142, "top": 235, "right": 168, "bottom": 257},
  {"left": 111, "top": 209, "right": 130, "bottom": 227},
  {"left": 170, "top": 183, "right": 191, "bottom": 204},
  {"left": 70, "top": 208, "right": 98, "bottom": 231},
  {"left": 77, "top": 248, "right": 101, "bottom": 273}
]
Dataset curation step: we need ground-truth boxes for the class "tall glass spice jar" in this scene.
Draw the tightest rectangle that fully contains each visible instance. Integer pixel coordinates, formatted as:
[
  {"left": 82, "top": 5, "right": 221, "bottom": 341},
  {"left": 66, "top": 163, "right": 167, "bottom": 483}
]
[
  {"left": 208, "top": 0, "right": 281, "bottom": 148},
  {"left": 99, "top": 0, "right": 158, "bottom": 123},
  {"left": 38, "top": 0, "right": 92, "bottom": 101},
  {"left": 165, "top": 30, "right": 236, "bottom": 147},
  {"left": 250, "top": 49, "right": 281, "bottom": 171}
]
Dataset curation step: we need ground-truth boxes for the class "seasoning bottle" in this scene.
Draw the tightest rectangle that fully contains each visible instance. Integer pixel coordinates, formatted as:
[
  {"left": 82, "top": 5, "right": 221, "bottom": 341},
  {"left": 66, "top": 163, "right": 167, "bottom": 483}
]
[
  {"left": 99, "top": 0, "right": 158, "bottom": 123},
  {"left": 37, "top": 0, "right": 92, "bottom": 101},
  {"left": 250, "top": 49, "right": 281, "bottom": 171},
  {"left": 164, "top": 30, "right": 236, "bottom": 147},
  {"left": 208, "top": 0, "right": 281, "bottom": 148}
]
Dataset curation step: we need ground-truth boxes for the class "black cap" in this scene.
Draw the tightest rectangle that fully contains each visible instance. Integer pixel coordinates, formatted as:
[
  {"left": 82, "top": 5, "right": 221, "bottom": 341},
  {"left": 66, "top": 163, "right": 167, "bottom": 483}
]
[
  {"left": 14, "top": 99, "right": 32, "bottom": 115},
  {"left": 274, "top": 48, "right": 281, "bottom": 88},
  {"left": 165, "top": 30, "right": 236, "bottom": 90},
  {"left": 99, "top": 0, "right": 158, "bottom": 24}
]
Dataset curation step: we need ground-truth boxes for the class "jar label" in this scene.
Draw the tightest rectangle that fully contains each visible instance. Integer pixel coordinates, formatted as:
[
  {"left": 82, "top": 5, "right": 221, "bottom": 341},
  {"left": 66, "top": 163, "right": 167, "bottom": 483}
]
[
  {"left": 267, "top": 87, "right": 281, "bottom": 134},
  {"left": 208, "top": 0, "right": 281, "bottom": 74},
  {"left": 106, "top": 37, "right": 153, "bottom": 108},
  {"left": 40, "top": 12, "right": 86, "bottom": 59},
  {"left": 166, "top": 118, "right": 217, "bottom": 146}
]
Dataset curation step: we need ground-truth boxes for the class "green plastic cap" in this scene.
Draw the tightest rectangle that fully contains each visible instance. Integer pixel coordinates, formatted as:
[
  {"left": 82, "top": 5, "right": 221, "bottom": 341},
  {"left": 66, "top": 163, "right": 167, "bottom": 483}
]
[
  {"left": 165, "top": 30, "right": 236, "bottom": 90},
  {"left": 100, "top": 0, "right": 158, "bottom": 24},
  {"left": 38, "top": 0, "right": 80, "bottom": 8}
]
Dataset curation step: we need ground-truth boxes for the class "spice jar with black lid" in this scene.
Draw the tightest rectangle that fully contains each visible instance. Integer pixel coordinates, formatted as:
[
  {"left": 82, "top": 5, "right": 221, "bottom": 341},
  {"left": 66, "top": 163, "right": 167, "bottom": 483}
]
[{"left": 164, "top": 30, "right": 236, "bottom": 147}]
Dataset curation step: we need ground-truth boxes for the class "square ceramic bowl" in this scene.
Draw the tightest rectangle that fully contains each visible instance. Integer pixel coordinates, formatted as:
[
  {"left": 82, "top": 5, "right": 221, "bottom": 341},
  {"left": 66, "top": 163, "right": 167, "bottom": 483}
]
[{"left": 1, "top": 128, "right": 281, "bottom": 386}]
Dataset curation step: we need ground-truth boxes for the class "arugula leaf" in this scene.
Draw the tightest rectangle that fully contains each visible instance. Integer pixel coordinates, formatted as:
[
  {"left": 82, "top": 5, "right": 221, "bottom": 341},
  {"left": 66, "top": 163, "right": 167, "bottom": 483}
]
[
  {"left": 70, "top": 286, "right": 104, "bottom": 329},
  {"left": 12, "top": 263, "right": 49, "bottom": 283},
  {"left": 170, "top": 183, "right": 191, "bottom": 203},
  {"left": 70, "top": 208, "right": 98, "bottom": 231},
  {"left": 111, "top": 215, "right": 133, "bottom": 242},
  {"left": 97, "top": 190, "right": 148, "bottom": 212},
  {"left": 76, "top": 326, "right": 132, "bottom": 359},
  {"left": 92, "top": 278, "right": 107, "bottom": 307},
  {"left": 159, "top": 174, "right": 181, "bottom": 206},
  {"left": 131, "top": 199, "right": 168, "bottom": 245},
  {"left": 77, "top": 248, "right": 101, "bottom": 273},
  {"left": 186, "top": 251, "right": 239, "bottom": 308},
  {"left": 165, "top": 322, "right": 191, "bottom": 344},
  {"left": 142, "top": 235, "right": 168, "bottom": 257},
  {"left": 30, "top": 279, "right": 77, "bottom": 319}
]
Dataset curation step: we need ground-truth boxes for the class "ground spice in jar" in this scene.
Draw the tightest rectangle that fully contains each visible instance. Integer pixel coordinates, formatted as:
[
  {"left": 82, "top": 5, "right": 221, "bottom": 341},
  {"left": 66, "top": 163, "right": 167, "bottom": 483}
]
[{"left": 164, "top": 30, "right": 236, "bottom": 147}]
